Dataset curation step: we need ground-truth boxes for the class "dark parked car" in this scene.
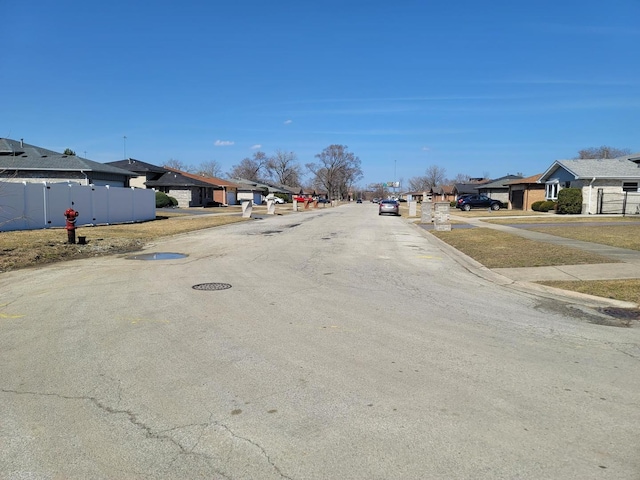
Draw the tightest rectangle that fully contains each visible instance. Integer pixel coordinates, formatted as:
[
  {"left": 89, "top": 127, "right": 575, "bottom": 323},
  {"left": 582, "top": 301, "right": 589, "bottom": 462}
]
[
  {"left": 379, "top": 199, "right": 400, "bottom": 216},
  {"left": 317, "top": 197, "right": 330, "bottom": 204},
  {"left": 456, "top": 194, "right": 502, "bottom": 211}
]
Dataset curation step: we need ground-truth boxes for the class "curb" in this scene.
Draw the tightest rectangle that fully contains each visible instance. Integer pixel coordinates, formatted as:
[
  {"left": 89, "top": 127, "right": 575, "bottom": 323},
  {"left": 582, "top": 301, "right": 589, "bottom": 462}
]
[{"left": 411, "top": 221, "right": 639, "bottom": 309}]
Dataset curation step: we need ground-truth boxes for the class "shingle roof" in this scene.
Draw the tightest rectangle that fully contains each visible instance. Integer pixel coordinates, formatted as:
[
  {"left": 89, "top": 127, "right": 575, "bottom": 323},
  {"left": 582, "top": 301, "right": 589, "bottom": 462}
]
[
  {"left": 454, "top": 183, "right": 481, "bottom": 194},
  {"left": 229, "top": 178, "right": 271, "bottom": 191},
  {"left": 508, "top": 174, "right": 543, "bottom": 184},
  {"left": 477, "top": 175, "right": 523, "bottom": 189},
  {"left": 163, "top": 167, "right": 242, "bottom": 188},
  {"left": 0, "top": 138, "right": 134, "bottom": 176},
  {"left": 107, "top": 158, "right": 167, "bottom": 174},
  {"left": 542, "top": 156, "right": 640, "bottom": 180},
  {"left": 146, "top": 171, "right": 222, "bottom": 188}
]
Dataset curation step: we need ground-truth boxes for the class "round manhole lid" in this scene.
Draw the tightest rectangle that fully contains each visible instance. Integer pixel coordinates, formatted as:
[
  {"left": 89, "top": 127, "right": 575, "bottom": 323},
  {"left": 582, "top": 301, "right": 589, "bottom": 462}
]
[{"left": 192, "top": 283, "right": 232, "bottom": 291}]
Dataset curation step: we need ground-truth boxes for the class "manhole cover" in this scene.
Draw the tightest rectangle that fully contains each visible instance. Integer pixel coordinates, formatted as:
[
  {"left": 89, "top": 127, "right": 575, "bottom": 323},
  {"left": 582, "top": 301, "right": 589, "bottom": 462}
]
[
  {"left": 127, "top": 252, "right": 187, "bottom": 260},
  {"left": 192, "top": 283, "right": 232, "bottom": 291}
]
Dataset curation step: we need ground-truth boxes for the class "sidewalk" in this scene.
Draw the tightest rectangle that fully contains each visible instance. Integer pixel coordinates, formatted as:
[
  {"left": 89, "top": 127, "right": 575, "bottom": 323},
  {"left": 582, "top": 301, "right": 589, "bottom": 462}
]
[
  {"left": 418, "top": 214, "right": 640, "bottom": 309},
  {"left": 453, "top": 215, "right": 640, "bottom": 282}
]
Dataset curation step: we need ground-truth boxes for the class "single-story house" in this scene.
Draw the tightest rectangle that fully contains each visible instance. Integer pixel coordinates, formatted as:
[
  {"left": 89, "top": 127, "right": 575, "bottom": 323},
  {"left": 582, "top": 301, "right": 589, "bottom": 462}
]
[
  {"left": 229, "top": 178, "right": 273, "bottom": 204},
  {"left": 401, "top": 191, "right": 426, "bottom": 202},
  {"left": 146, "top": 170, "right": 224, "bottom": 208},
  {"left": 433, "top": 185, "right": 455, "bottom": 203},
  {"left": 0, "top": 138, "right": 134, "bottom": 187},
  {"left": 106, "top": 158, "right": 167, "bottom": 189},
  {"left": 507, "top": 174, "right": 545, "bottom": 210},
  {"left": 164, "top": 168, "right": 240, "bottom": 206},
  {"left": 262, "top": 181, "right": 298, "bottom": 200},
  {"left": 452, "top": 178, "right": 491, "bottom": 199},
  {"left": 538, "top": 153, "right": 640, "bottom": 214},
  {"left": 476, "top": 175, "right": 523, "bottom": 205}
]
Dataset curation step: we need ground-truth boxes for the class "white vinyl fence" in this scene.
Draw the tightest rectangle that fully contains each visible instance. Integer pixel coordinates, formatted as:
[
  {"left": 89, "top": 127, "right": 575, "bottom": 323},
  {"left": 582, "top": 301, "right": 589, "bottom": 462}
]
[
  {"left": 0, "top": 182, "right": 156, "bottom": 231},
  {"left": 597, "top": 191, "right": 640, "bottom": 215}
]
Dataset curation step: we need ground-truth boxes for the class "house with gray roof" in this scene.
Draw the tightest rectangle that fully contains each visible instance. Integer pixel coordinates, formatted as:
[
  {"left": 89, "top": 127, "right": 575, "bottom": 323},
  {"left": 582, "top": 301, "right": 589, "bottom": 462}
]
[
  {"left": 229, "top": 178, "right": 273, "bottom": 204},
  {"left": 106, "top": 158, "right": 167, "bottom": 189},
  {"left": 476, "top": 175, "right": 523, "bottom": 205},
  {"left": 538, "top": 153, "right": 640, "bottom": 214},
  {"left": 0, "top": 138, "right": 134, "bottom": 187},
  {"left": 145, "top": 170, "right": 224, "bottom": 208}
]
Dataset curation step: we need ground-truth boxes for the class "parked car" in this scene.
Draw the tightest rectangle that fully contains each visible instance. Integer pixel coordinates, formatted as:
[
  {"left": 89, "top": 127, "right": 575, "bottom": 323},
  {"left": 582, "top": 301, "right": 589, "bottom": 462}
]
[
  {"left": 456, "top": 194, "right": 502, "bottom": 211},
  {"left": 266, "top": 196, "right": 285, "bottom": 204},
  {"left": 356, "top": 198, "right": 362, "bottom": 203},
  {"left": 317, "top": 198, "right": 330, "bottom": 204},
  {"left": 379, "top": 199, "right": 400, "bottom": 216}
]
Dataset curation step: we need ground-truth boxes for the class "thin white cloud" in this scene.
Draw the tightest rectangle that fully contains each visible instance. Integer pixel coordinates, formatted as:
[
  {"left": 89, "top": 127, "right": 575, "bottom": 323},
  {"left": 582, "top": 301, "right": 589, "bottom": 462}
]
[
  {"left": 214, "top": 140, "right": 234, "bottom": 146},
  {"left": 283, "top": 119, "right": 293, "bottom": 125},
  {"left": 251, "top": 144, "right": 262, "bottom": 149},
  {"left": 422, "top": 147, "right": 430, "bottom": 151}
]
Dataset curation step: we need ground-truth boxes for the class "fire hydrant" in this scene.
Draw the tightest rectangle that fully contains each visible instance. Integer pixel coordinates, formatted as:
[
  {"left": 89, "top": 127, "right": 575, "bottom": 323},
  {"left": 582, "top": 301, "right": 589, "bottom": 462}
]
[{"left": 64, "top": 208, "right": 79, "bottom": 244}]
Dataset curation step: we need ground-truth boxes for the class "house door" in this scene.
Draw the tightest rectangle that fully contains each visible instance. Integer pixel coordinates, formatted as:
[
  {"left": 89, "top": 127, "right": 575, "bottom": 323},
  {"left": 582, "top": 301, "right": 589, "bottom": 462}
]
[{"left": 512, "top": 190, "right": 524, "bottom": 210}]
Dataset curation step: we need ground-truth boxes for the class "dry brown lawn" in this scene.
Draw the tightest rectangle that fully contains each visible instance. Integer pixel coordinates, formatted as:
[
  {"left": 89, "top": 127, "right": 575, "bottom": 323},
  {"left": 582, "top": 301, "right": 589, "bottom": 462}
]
[
  {"left": 430, "top": 227, "right": 617, "bottom": 268},
  {"left": 430, "top": 223, "right": 640, "bottom": 304},
  {"left": 0, "top": 214, "right": 248, "bottom": 273},
  {"left": 484, "top": 215, "right": 640, "bottom": 224},
  {"left": 538, "top": 279, "right": 640, "bottom": 305},
  {"left": 524, "top": 225, "right": 640, "bottom": 251}
]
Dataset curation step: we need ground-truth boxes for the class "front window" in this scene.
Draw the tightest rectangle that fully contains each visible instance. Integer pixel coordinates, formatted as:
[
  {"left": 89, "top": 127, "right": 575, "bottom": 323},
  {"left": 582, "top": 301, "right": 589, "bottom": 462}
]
[
  {"left": 623, "top": 182, "right": 639, "bottom": 192},
  {"left": 545, "top": 181, "right": 559, "bottom": 200}
]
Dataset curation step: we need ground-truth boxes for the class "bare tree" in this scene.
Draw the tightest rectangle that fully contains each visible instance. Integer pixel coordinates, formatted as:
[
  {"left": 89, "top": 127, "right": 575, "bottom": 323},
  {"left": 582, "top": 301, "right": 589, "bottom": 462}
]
[
  {"left": 408, "top": 165, "right": 447, "bottom": 191},
  {"left": 447, "top": 173, "right": 471, "bottom": 184},
  {"left": 194, "top": 160, "right": 223, "bottom": 178},
  {"left": 425, "top": 165, "right": 446, "bottom": 187},
  {"left": 228, "top": 151, "right": 268, "bottom": 181},
  {"left": 164, "top": 158, "right": 189, "bottom": 171},
  {"left": 266, "top": 150, "right": 302, "bottom": 186},
  {"left": 407, "top": 176, "right": 431, "bottom": 191},
  {"left": 306, "top": 145, "right": 363, "bottom": 199},
  {"left": 367, "top": 183, "right": 385, "bottom": 199},
  {"left": 576, "top": 146, "right": 631, "bottom": 159}
]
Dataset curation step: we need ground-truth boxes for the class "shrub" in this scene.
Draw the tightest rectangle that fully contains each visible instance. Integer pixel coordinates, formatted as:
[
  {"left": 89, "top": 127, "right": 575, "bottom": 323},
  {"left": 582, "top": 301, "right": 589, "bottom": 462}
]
[
  {"left": 531, "top": 201, "right": 545, "bottom": 211},
  {"left": 539, "top": 200, "right": 557, "bottom": 212},
  {"left": 556, "top": 188, "right": 583, "bottom": 214},
  {"left": 156, "top": 191, "right": 178, "bottom": 208}
]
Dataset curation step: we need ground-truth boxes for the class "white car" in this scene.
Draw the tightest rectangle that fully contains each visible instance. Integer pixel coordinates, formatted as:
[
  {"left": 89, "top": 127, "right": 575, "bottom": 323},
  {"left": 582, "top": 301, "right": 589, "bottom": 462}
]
[{"left": 266, "top": 196, "right": 285, "bottom": 204}]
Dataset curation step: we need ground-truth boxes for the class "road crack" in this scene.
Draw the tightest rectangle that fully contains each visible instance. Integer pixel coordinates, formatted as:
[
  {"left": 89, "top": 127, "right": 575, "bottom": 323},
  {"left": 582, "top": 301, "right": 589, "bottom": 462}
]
[{"left": 1, "top": 388, "right": 293, "bottom": 479}]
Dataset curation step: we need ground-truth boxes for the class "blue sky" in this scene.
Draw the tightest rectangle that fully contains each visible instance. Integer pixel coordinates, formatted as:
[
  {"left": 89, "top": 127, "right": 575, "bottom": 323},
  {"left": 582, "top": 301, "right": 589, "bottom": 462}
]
[{"left": 2, "top": 0, "right": 638, "bottom": 187}]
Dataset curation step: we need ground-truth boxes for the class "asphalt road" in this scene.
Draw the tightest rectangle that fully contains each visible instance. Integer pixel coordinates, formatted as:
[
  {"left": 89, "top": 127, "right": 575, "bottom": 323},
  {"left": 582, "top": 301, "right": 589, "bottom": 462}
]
[{"left": 1, "top": 203, "right": 639, "bottom": 479}]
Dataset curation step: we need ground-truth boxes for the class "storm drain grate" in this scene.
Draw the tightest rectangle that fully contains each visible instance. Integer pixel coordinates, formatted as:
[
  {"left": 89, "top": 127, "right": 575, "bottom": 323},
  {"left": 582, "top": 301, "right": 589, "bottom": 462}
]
[{"left": 192, "top": 283, "right": 232, "bottom": 291}]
